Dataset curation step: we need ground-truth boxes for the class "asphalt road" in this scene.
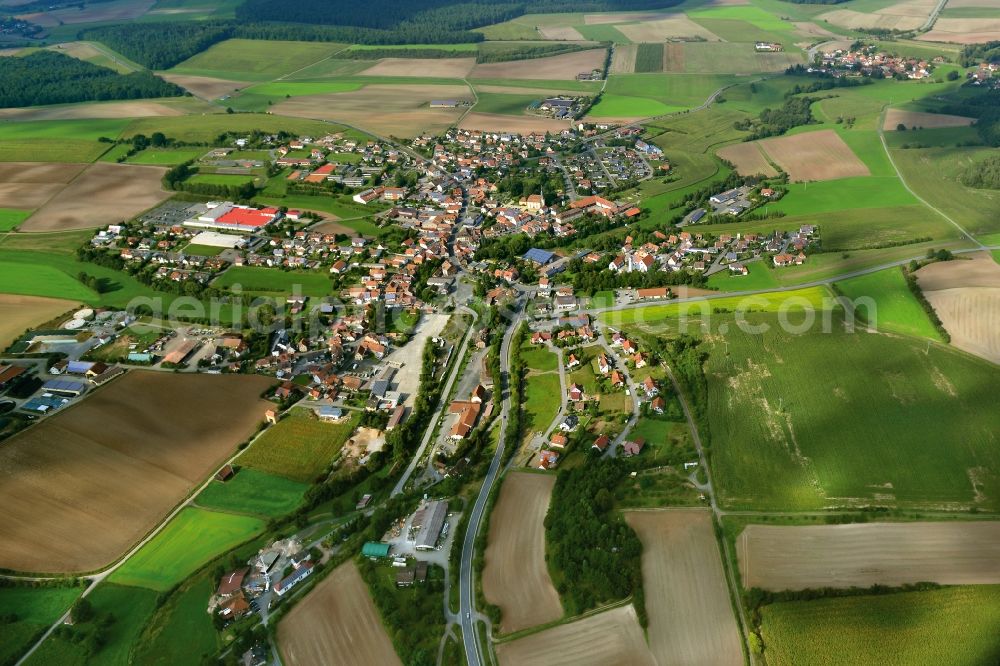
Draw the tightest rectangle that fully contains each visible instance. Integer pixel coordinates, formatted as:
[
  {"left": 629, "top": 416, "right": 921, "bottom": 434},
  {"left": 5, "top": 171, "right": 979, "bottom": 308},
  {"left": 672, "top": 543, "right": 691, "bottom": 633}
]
[{"left": 460, "top": 311, "right": 521, "bottom": 666}]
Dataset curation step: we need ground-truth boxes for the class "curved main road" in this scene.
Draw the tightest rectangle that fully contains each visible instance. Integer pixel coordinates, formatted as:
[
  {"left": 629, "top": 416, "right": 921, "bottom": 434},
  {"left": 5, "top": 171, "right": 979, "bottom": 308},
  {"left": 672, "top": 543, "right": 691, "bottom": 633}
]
[{"left": 460, "top": 310, "right": 521, "bottom": 666}]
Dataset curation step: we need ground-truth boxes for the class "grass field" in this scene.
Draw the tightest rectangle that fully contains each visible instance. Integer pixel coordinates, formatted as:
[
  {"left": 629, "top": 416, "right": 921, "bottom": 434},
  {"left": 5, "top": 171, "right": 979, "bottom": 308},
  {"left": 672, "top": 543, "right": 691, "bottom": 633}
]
[
  {"left": 890, "top": 145, "right": 1000, "bottom": 238},
  {"left": 760, "top": 586, "right": 1000, "bottom": 666},
  {"left": 169, "top": 39, "right": 348, "bottom": 80},
  {"left": 187, "top": 172, "right": 257, "bottom": 187},
  {"left": 0, "top": 585, "right": 83, "bottom": 666},
  {"left": 239, "top": 408, "right": 361, "bottom": 483},
  {"left": 127, "top": 148, "right": 206, "bottom": 165},
  {"left": 24, "top": 583, "right": 159, "bottom": 666},
  {"left": 472, "top": 92, "right": 541, "bottom": 115},
  {"left": 109, "top": 507, "right": 263, "bottom": 591},
  {"left": 196, "top": 467, "right": 308, "bottom": 517},
  {"left": 0, "top": 118, "right": 127, "bottom": 162},
  {"left": 523, "top": 373, "right": 562, "bottom": 437},
  {"left": 835, "top": 267, "right": 941, "bottom": 340},
  {"left": 603, "top": 286, "right": 832, "bottom": 327},
  {"left": 0, "top": 260, "right": 97, "bottom": 301},
  {"left": 702, "top": 312, "right": 1000, "bottom": 511},
  {"left": 122, "top": 113, "right": 355, "bottom": 144},
  {"left": 708, "top": 263, "right": 780, "bottom": 292},
  {"left": 132, "top": 576, "right": 219, "bottom": 666},
  {"left": 522, "top": 343, "right": 560, "bottom": 372},
  {"left": 0, "top": 207, "right": 31, "bottom": 231},
  {"left": 590, "top": 73, "right": 736, "bottom": 119},
  {"left": 181, "top": 243, "right": 227, "bottom": 257},
  {"left": 212, "top": 265, "right": 333, "bottom": 296}
]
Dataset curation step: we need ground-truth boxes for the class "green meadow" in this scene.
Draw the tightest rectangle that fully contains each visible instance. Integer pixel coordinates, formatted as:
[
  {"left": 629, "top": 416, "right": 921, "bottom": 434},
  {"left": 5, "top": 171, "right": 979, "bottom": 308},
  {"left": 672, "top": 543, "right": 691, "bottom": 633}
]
[
  {"left": 126, "top": 148, "right": 206, "bottom": 165},
  {"left": 523, "top": 372, "right": 562, "bottom": 437},
  {"left": 109, "top": 508, "right": 263, "bottom": 591},
  {"left": 707, "top": 262, "right": 780, "bottom": 292},
  {"left": 187, "top": 172, "right": 257, "bottom": 187},
  {"left": 702, "top": 313, "right": 1000, "bottom": 510},
  {"left": 521, "top": 343, "right": 560, "bottom": 373},
  {"left": 132, "top": 576, "right": 220, "bottom": 666},
  {"left": 212, "top": 265, "right": 333, "bottom": 296},
  {"left": 24, "top": 583, "right": 159, "bottom": 666},
  {"left": 169, "top": 39, "right": 349, "bottom": 80},
  {"left": 0, "top": 208, "right": 32, "bottom": 231},
  {"left": 472, "top": 92, "right": 540, "bottom": 115},
  {"left": 0, "top": 585, "right": 83, "bottom": 665},
  {"left": 835, "top": 267, "right": 942, "bottom": 340},
  {"left": 196, "top": 467, "right": 309, "bottom": 517},
  {"left": 761, "top": 586, "right": 1000, "bottom": 666}
]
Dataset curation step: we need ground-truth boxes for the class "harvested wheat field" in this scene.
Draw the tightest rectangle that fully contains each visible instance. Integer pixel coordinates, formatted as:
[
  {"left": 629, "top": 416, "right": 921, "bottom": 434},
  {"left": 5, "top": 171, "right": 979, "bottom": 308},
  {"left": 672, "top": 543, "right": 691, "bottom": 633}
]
[
  {"left": 495, "top": 604, "right": 655, "bottom": 666},
  {"left": 610, "top": 44, "right": 637, "bottom": 73},
  {"left": 278, "top": 561, "right": 401, "bottom": 666},
  {"left": 738, "top": 521, "right": 1000, "bottom": 591},
  {"left": 21, "top": 163, "right": 171, "bottom": 231},
  {"left": 919, "top": 18, "right": 1000, "bottom": 43},
  {"left": 585, "top": 10, "right": 673, "bottom": 23},
  {"left": 18, "top": 0, "right": 153, "bottom": 26},
  {"left": 0, "top": 162, "right": 86, "bottom": 209},
  {"left": 918, "top": 252, "right": 1000, "bottom": 364},
  {"left": 0, "top": 294, "right": 78, "bottom": 349},
  {"left": 0, "top": 371, "right": 273, "bottom": 573},
  {"left": 884, "top": 108, "right": 975, "bottom": 130},
  {"left": 540, "top": 25, "right": 586, "bottom": 40},
  {"left": 718, "top": 142, "right": 778, "bottom": 177},
  {"left": 360, "top": 57, "right": 476, "bottom": 78},
  {"left": 616, "top": 16, "right": 721, "bottom": 42},
  {"left": 820, "top": 8, "right": 927, "bottom": 31},
  {"left": 272, "top": 84, "right": 471, "bottom": 137},
  {"left": 793, "top": 21, "right": 839, "bottom": 38},
  {"left": 460, "top": 112, "right": 569, "bottom": 134},
  {"left": 471, "top": 49, "right": 607, "bottom": 80},
  {"left": 627, "top": 511, "right": 743, "bottom": 666},
  {"left": 757, "top": 129, "right": 869, "bottom": 182},
  {"left": 0, "top": 100, "right": 185, "bottom": 122},
  {"left": 483, "top": 472, "right": 563, "bottom": 634},
  {"left": 475, "top": 84, "right": 587, "bottom": 96},
  {"left": 161, "top": 74, "right": 250, "bottom": 100}
]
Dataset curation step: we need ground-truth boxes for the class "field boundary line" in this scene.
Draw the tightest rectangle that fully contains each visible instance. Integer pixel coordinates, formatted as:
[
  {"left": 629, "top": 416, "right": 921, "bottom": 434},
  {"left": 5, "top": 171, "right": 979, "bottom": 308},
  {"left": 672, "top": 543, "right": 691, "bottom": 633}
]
[
  {"left": 275, "top": 44, "right": 354, "bottom": 82},
  {"left": 878, "top": 108, "right": 983, "bottom": 249},
  {"left": 491, "top": 596, "right": 633, "bottom": 644}
]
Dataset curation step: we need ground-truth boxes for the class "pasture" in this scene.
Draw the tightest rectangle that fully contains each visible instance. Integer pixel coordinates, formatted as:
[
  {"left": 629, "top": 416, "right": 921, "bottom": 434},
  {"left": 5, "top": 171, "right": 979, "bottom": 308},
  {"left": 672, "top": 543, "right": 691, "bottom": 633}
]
[
  {"left": 702, "top": 313, "right": 1000, "bottom": 511},
  {"left": 890, "top": 145, "right": 1000, "bottom": 237},
  {"left": 239, "top": 408, "right": 360, "bottom": 483},
  {"left": 602, "top": 286, "right": 832, "bottom": 328},
  {"left": 756, "top": 130, "right": 870, "bottom": 182},
  {"left": 738, "top": 521, "right": 1000, "bottom": 590},
  {"left": 169, "top": 39, "right": 347, "bottom": 80},
  {"left": 195, "top": 467, "right": 309, "bottom": 517},
  {"left": 918, "top": 252, "right": 1000, "bottom": 364},
  {"left": 0, "top": 585, "right": 82, "bottom": 666},
  {"left": 495, "top": 604, "right": 654, "bottom": 666},
  {"left": 121, "top": 113, "right": 349, "bottom": 144},
  {"left": 760, "top": 586, "right": 1000, "bottom": 666},
  {"left": 626, "top": 510, "right": 743, "bottom": 666},
  {"left": 20, "top": 163, "right": 171, "bottom": 232},
  {"left": 132, "top": 576, "right": 219, "bottom": 666},
  {"left": 0, "top": 294, "right": 78, "bottom": 349},
  {"left": 0, "top": 371, "right": 273, "bottom": 573},
  {"left": 834, "top": 267, "right": 941, "bottom": 340},
  {"left": 271, "top": 84, "right": 471, "bottom": 137},
  {"left": 23, "top": 583, "right": 158, "bottom": 666},
  {"left": 127, "top": 148, "right": 206, "bottom": 165},
  {"left": 483, "top": 472, "right": 563, "bottom": 634},
  {"left": 277, "top": 561, "right": 402, "bottom": 666},
  {"left": 523, "top": 372, "right": 562, "bottom": 437},
  {"left": 213, "top": 265, "right": 332, "bottom": 296},
  {"left": 109, "top": 507, "right": 264, "bottom": 591}
]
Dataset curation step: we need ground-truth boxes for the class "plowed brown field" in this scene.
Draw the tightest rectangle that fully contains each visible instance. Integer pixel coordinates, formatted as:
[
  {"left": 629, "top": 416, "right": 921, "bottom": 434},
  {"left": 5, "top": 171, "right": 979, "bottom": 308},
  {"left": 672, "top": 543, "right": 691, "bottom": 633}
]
[
  {"left": 0, "top": 371, "right": 273, "bottom": 573},
  {"left": 483, "top": 472, "right": 562, "bottom": 633}
]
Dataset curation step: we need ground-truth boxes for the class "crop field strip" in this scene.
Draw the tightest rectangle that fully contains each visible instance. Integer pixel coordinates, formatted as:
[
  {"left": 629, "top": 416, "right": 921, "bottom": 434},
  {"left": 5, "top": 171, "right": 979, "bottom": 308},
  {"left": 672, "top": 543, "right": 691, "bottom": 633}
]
[
  {"left": 482, "top": 471, "right": 563, "bottom": 633},
  {"left": 738, "top": 521, "right": 1000, "bottom": 590}
]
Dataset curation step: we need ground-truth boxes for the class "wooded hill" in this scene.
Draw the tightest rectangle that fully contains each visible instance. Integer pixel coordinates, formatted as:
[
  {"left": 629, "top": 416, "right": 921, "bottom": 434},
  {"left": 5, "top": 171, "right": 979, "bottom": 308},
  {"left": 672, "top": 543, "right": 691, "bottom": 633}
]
[{"left": 0, "top": 51, "right": 182, "bottom": 108}]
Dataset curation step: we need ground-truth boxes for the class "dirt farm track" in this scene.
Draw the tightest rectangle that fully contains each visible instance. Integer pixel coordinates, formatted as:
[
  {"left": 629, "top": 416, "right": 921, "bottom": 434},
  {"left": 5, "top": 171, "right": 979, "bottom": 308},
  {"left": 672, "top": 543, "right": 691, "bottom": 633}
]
[
  {"left": 482, "top": 471, "right": 563, "bottom": 634},
  {"left": 0, "top": 371, "right": 273, "bottom": 573},
  {"left": 738, "top": 521, "right": 1000, "bottom": 590},
  {"left": 277, "top": 561, "right": 401, "bottom": 666}
]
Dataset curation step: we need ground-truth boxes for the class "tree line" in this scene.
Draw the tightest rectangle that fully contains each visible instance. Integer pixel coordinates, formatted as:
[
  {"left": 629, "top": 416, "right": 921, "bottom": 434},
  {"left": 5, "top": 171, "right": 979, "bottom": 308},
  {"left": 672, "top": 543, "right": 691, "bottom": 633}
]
[
  {"left": 0, "top": 51, "right": 182, "bottom": 108},
  {"left": 959, "top": 40, "right": 1000, "bottom": 67},
  {"left": 734, "top": 96, "right": 817, "bottom": 140}
]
